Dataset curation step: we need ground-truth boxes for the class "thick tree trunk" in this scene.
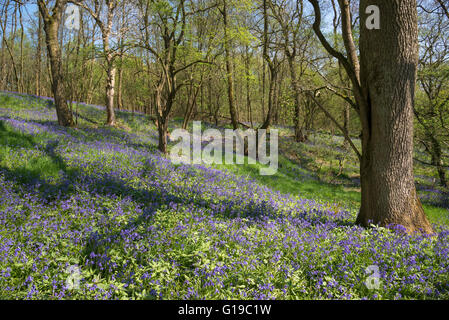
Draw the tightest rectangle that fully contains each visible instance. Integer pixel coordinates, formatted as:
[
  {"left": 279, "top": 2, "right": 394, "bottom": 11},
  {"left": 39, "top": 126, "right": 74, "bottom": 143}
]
[
  {"left": 357, "top": 0, "right": 433, "bottom": 233},
  {"left": 39, "top": 2, "right": 74, "bottom": 127}
]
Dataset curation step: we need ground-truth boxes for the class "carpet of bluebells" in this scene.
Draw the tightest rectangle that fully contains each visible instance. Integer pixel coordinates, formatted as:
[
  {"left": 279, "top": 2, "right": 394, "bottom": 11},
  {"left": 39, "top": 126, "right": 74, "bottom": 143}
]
[{"left": 1, "top": 92, "right": 449, "bottom": 300}]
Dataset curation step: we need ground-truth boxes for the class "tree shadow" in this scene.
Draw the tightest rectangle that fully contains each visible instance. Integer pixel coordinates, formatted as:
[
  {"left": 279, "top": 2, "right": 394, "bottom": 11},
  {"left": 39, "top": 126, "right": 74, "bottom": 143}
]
[{"left": 1, "top": 119, "right": 357, "bottom": 288}]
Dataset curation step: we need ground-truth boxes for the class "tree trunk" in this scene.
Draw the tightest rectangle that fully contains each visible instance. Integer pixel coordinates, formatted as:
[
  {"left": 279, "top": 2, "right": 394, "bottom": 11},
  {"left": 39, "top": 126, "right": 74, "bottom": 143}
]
[
  {"left": 117, "top": 60, "right": 123, "bottom": 110},
  {"left": 36, "top": 13, "right": 42, "bottom": 96},
  {"left": 157, "top": 117, "right": 168, "bottom": 155},
  {"left": 0, "top": 0, "right": 9, "bottom": 91},
  {"left": 260, "top": 64, "right": 277, "bottom": 130},
  {"left": 19, "top": 4, "right": 24, "bottom": 93},
  {"left": 357, "top": 0, "right": 433, "bottom": 233},
  {"left": 222, "top": 0, "right": 239, "bottom": 130},
  {"left": 105, "top": 62, "right": 116, "bottom": 126},
  {"left": 39, "top": 1, "right": 75, "bottom": 127},
  {"left": 343, "top": 103, "right": 350, "bottom": 148},
  {"left": 429, "top": 135, "right": 448, "bottom": 188},
  {"left": 287, "top": 55, "right": 307, "bottom": 142},
  {"left": 245, "top": 45, "right": 253, "bottom": 128}
]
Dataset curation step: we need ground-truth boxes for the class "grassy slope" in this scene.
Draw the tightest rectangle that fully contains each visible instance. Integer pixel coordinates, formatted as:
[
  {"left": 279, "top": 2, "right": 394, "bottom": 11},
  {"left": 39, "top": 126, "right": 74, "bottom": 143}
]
[{"left": 1, "top": 92, "right": 448, "bottom": 226}]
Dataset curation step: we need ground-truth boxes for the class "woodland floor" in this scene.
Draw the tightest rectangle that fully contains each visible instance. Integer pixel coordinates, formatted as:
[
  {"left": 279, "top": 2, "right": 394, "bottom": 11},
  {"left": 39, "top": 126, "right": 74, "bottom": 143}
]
[{"left": 0, "top": 91, "right": 448, "bottom": 300}]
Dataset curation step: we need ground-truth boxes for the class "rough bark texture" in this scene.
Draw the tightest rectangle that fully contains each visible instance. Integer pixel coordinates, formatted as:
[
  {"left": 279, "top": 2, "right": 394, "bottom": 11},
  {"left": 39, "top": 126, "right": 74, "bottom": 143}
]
[{"left": 357, "top": 0, "right": 433, "bottom": 234}]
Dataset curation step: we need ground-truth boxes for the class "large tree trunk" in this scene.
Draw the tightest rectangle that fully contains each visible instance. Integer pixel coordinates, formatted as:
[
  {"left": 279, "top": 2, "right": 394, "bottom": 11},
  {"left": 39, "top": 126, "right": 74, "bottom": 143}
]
[
  {"left": 357, "top": 0, "right": 433, "bottom": 233},
  {"left": 39, "top": 1, "right": 74, "bottom": 127}
]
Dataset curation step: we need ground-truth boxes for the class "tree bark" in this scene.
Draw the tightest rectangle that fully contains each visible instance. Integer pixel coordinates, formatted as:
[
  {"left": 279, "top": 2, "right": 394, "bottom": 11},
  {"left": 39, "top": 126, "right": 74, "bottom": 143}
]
[
  {"left": 38, "top": 0, "right": 75, "bottom": 127},
  {"left": 245, "top": 45, "right": 253, "bottom": 128},
  {"left": 357, "top": 0, "right": 433, "bottom": 233},
  {"left": 309, "top": 0, "right": 433, "bottom": 233},
  {"left": 222, "top": 0, "right": 239, "bottom": 130},
  {"left": 428, "top": 135, "right": 448, "bottom": 188},
  {"left": 105, "top": 62, "right": 116, "bottom": 126},
  {"left": 0, "top": 0, "right": 9, "bottom": 91},
  {"left": 287, "top": 55, "right": 307, "bottom": 142},
  {"left": 36, "top": 13, "right": 42, "bottom": 96}
]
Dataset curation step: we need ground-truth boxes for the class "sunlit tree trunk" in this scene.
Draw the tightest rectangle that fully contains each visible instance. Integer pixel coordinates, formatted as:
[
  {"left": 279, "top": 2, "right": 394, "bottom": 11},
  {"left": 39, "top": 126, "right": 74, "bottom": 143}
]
[
  {"left": 38, "top": 0, "right": 75, "bottom": 127},
  {"left": 357, "top": 0, "right": 433, "bottom": 233}
]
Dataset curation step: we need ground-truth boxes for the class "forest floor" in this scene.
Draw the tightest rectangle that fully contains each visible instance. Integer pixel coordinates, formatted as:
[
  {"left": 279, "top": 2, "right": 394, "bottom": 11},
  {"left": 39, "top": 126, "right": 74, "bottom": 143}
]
[{"left": 1, "top": 91, "right": 448, "bottom": 300}]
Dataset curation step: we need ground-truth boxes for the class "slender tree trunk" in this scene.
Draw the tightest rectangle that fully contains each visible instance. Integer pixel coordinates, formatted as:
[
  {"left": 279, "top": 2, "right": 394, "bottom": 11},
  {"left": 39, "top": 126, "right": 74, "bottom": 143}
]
[
  {"left": 343, "top": 103, "right": 350, "bottom": 148},
  {"left": 36, "top": 14, "right": 42, "bottom": 96},
  {"left": 182, "top": 81, "right": 194, "bottom": 130},
  {"left": 357, "top": 0, "right": 433, "bottom": 233},
  {"left": 260, "top": 64, "right": 276, "bottom": 130},
  {"left": 245, "top": 45, "right": 253, "bottom": 128},
  {"left": 0, "top": 1, "right": 9, "bottom": 91},
  {"left": 105, "top": 61, "right": 116, "bottom": 126},
  {"left": 428, "top": 135, "right": 448, "bottom": 188},
  {"left": 155, "top": 84, "right": 171, "bottom": 154},
  {"left": 182, "top": 76, "right": 202, "bottom": 130},
  {"left": 117, "top": 58, "right": 123, "bottom": 110},
  {"left": 2, "top": 2, "right": 20, "bottom": 92},
  {"left": 19, "top": 4, "right": 24, "bottom": 93},
  {"left": 157, "top": 117, "right": 168, "bottom": 155},
  {"left": 103, "top": 7, "right": 116, "bottom": 126},
  {"left": 222, "top": 0, "right": 238, "bottom": 130},
  {"left": 287, "top": 55, "right": 306, "bottom": 142}
]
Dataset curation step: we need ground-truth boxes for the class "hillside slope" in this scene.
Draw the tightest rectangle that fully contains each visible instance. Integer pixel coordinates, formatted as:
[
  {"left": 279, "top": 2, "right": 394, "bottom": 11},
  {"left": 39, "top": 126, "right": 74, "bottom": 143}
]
[{"left": 1, "top": 92, "right": 448, "bottom": 300}]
